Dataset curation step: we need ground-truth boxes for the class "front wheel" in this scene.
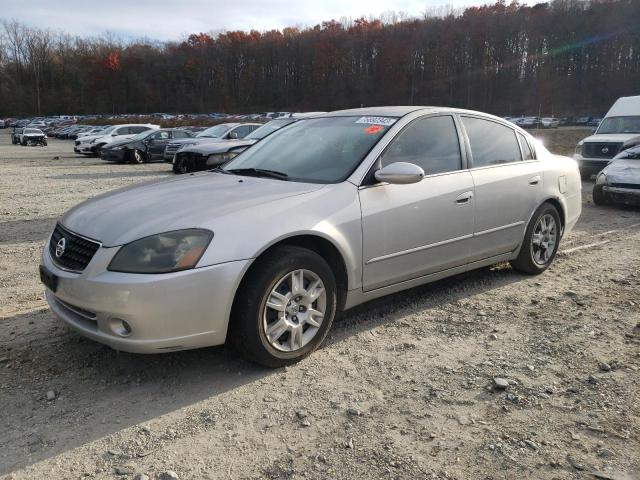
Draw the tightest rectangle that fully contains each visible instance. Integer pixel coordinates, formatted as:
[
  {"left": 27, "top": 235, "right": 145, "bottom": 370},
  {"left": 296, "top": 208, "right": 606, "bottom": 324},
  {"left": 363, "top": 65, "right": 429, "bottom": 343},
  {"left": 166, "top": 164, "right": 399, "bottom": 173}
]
[
  {"left": 511, "top": 203, "right": 561, "bottom": 275},
  {"left": 592, "top": 185, "right": 607, "bottom": 206},
  {"left": 230, "top": 246, "right": 337, "bottom": 367},
  {"left": 172, "top": 157, "right": 189, "bottom": 174},
  {"left": 131, "top": 149, "right": 145, "bottom": 164}
]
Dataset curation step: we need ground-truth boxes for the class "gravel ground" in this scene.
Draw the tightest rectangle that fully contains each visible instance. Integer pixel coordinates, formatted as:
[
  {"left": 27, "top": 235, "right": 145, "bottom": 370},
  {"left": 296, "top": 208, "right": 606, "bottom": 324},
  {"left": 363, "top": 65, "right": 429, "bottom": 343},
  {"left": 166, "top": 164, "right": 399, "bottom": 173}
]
[{"left": 1, "top": 129, "right": 639, "bottom": 480}]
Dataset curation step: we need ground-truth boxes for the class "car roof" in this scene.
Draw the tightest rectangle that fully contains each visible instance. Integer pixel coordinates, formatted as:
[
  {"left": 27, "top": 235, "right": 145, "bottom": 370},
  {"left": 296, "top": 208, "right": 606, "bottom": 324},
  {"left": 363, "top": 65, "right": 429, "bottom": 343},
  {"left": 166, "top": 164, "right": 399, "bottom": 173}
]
[{"left": 318, "top": 106, "right": 514, "bottom": 123}]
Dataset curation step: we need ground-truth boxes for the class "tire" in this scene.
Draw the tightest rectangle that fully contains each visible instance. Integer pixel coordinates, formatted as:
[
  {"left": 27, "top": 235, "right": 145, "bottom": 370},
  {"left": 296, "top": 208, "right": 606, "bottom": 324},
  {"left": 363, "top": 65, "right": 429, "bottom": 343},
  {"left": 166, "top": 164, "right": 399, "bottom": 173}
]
[
  {"left": 42, "top": 139, "right": 47, "bottom": 146},
  {"left": 510, "top": 203, "right": 561, "bottom": 275},
  {"left": 94, "top": 144, "right": 105, "bottom": 157},
  {"left": 131, "top": 149, "right": 145, "bottom": 164},
  {"left": 230, "top": 246, "right": 338, "bottom": 368},
  {"left": 173, "top": 157, "right": 189, "bottom": 174},
  {"left": 592, "top": 185, "right": 607, "bottom": 206},
  {"left": 21, "top": 139, "right": 26, "bottom": 146}
]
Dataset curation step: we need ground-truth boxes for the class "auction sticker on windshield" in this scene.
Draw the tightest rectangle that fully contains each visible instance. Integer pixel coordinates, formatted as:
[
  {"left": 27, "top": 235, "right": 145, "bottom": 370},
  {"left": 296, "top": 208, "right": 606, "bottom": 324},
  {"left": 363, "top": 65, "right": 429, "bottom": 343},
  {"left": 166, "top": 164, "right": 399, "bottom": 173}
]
[{"left": 355, "top": 116, "right": 397, "bottom": 126}]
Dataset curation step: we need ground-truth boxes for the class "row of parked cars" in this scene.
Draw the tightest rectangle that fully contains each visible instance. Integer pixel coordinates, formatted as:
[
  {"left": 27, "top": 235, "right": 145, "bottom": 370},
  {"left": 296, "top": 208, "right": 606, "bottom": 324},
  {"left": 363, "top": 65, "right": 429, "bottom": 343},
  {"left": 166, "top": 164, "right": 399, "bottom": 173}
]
[{"left": 503, "top": 116, "right": 602, "bottom": 129}]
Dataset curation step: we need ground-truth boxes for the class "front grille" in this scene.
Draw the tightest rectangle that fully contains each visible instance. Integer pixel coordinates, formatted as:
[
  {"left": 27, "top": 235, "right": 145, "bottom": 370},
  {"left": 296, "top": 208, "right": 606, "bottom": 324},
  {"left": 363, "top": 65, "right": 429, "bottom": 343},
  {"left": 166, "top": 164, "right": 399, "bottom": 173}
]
[
  {"left": 165, "top": 142, "right": 182, "bottom": 156},
  {"left": 610, "top": 183, "right": 640, "bottom": 190},
  {"left": 49, "top": 224, "right": 101, "bottom": 272},
  {"left": 582, "top": 142, "right": 623, "bottom": 159}
]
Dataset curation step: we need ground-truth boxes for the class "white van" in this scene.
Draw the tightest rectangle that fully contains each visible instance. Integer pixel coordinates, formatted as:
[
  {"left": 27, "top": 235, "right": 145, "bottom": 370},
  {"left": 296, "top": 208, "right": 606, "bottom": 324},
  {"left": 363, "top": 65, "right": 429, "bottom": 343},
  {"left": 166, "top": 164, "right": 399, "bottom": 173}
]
[{"left": 574, "top": 95, "right": 640, "bottom": 178}]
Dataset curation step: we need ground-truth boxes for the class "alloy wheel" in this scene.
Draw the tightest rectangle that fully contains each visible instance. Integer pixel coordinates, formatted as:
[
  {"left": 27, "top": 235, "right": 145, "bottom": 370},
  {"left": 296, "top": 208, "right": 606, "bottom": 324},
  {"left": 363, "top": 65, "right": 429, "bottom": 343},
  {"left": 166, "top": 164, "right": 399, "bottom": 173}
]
[
  {"left": 530, "top": 213, "right": 557, "bottom": 266},
  {"left": 262, "top": 269, "right": 326, "bottom": 352}
]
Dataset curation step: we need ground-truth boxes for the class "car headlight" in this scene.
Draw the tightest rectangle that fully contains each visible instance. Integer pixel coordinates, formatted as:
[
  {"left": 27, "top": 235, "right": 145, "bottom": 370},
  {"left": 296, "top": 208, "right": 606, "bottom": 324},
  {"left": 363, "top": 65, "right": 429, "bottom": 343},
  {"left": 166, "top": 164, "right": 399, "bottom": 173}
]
[
  {"left": 595, "top": 173, "right": 607, "bottom": 185},
  {"left": 108, "top": 229, "right": 213, "bottom": 274},
  {"left": 207, "top": 152, "right": 239, "bottom": 165},
  {"left": 574, "top": 141, "right": 583, "bottom": 155}
]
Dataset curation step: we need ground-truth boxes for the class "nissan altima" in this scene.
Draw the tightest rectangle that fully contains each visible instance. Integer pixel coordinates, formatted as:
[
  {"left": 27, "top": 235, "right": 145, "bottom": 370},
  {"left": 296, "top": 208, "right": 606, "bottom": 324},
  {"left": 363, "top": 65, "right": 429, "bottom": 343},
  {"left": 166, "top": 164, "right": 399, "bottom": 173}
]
[{"left": 40, "top": 107, "right": 582, "bottom": 367}]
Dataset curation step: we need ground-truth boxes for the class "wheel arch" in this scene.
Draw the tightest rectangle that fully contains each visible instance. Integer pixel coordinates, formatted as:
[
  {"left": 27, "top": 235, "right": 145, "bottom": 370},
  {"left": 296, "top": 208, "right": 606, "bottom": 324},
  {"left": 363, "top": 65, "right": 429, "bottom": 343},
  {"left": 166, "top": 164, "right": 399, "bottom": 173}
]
[{"left": 231, "top": 233, "right": 351, "bottom": 314}]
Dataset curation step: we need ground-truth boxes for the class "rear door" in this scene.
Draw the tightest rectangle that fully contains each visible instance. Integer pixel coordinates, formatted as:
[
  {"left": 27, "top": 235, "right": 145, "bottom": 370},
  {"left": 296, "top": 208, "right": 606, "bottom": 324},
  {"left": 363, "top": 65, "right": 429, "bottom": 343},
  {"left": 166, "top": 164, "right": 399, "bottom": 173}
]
[
  {"left": 460, "top": 116, "right": 542, "bottom": 261},
  {"left": 359, "top": 114, "right": 475, "bottom": 291}
]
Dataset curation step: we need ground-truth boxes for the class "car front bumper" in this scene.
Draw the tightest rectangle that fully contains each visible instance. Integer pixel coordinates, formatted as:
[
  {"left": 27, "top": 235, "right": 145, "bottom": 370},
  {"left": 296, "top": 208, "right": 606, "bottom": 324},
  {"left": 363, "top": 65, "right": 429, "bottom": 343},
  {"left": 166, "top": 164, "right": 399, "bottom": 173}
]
[
  {"left": 101, "top": 149, "right": 127, "bottom": 162},
  {"left": 41, "top": 240, "right": 251, "bottom": 353},
  {"left": 602, "top": 185, "right": 640, "bottom": 206},
  {"left": 75, "top": 143, "right": 97, "bottom": 154}
]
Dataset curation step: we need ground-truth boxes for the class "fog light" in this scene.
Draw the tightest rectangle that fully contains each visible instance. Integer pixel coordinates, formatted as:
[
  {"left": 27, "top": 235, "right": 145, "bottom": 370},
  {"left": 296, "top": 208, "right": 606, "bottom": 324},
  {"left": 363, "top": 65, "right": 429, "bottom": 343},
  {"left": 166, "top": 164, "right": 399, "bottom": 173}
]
[{"left": 109, "top": 318, "right": 132, "bottom": 337}]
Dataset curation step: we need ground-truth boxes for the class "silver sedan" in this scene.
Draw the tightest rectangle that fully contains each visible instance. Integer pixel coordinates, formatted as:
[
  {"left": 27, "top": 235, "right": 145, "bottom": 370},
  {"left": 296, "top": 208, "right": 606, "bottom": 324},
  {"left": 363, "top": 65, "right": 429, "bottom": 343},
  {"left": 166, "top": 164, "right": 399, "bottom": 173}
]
[{"left": 40, "top": 107, "right": 582, "bottom": 367}]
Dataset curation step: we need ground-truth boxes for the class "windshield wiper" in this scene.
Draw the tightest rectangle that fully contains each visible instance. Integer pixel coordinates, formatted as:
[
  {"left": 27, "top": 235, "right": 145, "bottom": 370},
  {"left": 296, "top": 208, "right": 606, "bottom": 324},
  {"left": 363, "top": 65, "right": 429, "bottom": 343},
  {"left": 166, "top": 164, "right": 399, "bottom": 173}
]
[
  {"left": 209, "top": 167, "right": 234, "bottom": 175},
  {"left": 227, "top": 168, "right": 289, "bottom": 180}
]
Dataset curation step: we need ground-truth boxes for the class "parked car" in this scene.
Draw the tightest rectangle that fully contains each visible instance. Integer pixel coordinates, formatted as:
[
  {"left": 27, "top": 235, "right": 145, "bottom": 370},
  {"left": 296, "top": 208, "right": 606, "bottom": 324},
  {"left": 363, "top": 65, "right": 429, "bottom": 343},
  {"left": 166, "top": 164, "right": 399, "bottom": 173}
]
[
  {"left": 574, "top": 95, "right": 640, "bottom": 179},
  {"left": 519, "top": 117, "right": 540, "bottom": 128},
  {"left": 74, "top": 124, "right": 159, "bottom": 155},
  {"left": 11, "top": 126, "right": 23, "bottom": 144},
  {"left": 18, "top": 128, "right": 47, "bottom": 146},
  {"left": 587, "top": 117, "right": 603, "bottom": 127},
  {"left": 39, "top": 106, "right": 581, "bottom": 367},
  {"left": 172, "top": 118, "right": 301, "bottom": 174},
  {"left": 539, "top": 117, "right": 559, "bottom": 128},
  {"left": 593, "top": 135, "right": 640, "bottom": 206},
  {"left": 101, "top": 128, "right": 194, "bottom": 163},
  {"left": 162, "top": 123, "right": 261, "bottom": 162}
]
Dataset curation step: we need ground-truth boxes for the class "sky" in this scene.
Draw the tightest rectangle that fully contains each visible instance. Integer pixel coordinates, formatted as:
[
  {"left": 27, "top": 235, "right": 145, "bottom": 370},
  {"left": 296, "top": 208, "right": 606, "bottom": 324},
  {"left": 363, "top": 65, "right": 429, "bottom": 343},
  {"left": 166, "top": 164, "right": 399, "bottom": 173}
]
[{"left": 1, "top": 0, "right": 541, "bottom": 41}]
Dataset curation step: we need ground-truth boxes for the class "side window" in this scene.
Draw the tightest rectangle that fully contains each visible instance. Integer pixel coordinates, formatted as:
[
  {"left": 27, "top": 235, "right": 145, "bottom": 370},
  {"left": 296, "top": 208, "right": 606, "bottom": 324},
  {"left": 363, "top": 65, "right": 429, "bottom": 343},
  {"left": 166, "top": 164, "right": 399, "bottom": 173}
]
[
  {"left": 130, "top": 126, "right": 149, "bottom": 134},
  {"left": 232, "top": 125, "right": 256, "bottom": 138},
  {"left": 172, "top": 130, "right": 188, "bottom": 139},
  {"left": 381, "top": 115, "right": 462, "bottom": 175},
  {"left": 517, "top": 132, "right": 535, "bottom": 160},
  {"left": 115, "top": 127, "right": 130, "bottom": 135},
  {"left": 462, "top": 117, "right": 522, "bottom": 167},
  {"left": 157, "top": 131, "right": 169, "bottom": 139}
]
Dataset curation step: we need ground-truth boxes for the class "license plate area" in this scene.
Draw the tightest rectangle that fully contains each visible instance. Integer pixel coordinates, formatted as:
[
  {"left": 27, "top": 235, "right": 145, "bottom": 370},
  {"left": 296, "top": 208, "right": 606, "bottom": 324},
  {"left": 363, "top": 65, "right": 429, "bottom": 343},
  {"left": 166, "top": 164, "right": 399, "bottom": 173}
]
[{"left": 39, "top": 265, "right": 58, "bottom": 293}]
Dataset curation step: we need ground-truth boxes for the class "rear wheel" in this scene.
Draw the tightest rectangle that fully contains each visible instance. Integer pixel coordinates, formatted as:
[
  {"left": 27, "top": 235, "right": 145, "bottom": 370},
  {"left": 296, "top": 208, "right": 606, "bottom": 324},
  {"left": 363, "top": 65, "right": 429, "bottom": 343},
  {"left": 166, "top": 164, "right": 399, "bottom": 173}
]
[
  {"left": 511, "top": 203, "right": 561, "bottom": 275},
  {"left": 230, "top": 246, "right": 337, "bottom": 368}
]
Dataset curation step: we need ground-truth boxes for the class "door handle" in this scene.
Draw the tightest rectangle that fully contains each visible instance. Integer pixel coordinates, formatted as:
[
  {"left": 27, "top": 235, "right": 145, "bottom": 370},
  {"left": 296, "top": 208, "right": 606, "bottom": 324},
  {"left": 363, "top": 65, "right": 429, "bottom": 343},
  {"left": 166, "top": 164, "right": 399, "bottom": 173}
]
[
  {"left": 529, "top": 175, "right": 541, "bottom": 186},
  {"left": 455, "top": 191, "right": 473, "bottom": 204}
]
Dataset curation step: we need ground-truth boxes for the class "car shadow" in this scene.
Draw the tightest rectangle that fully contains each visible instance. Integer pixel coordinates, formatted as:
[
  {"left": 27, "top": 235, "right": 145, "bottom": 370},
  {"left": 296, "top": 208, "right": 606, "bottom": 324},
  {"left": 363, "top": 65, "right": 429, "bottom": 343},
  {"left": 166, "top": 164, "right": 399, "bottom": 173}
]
[{"left": 0, "top": 264, "right": 530, "bottom": 474}]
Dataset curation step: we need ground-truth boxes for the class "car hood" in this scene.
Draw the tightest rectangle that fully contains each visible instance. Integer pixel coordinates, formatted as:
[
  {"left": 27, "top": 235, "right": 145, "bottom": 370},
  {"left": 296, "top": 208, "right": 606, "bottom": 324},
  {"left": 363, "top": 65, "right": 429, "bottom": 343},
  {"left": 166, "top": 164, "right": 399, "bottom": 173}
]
[
  {"left": 581, "top": 133, "right": 640, "bottom": 144},
  {"left": 77, "top": 133, "right": 104, "bottom": 143},
  {"left": 602, "top": 159, "right": 640, "bottom": 184},
  {"left": 103, "top": 138, "right": 136, "bottom": 150},
  {"left": 182, "top": 139, "right": 257, "bottom": 155},
  {"left": 61, "top": 173, "right": 324, "bottom": 247},
  {"left": 170, "top": 137, "right": 223, "bottom": 146}
]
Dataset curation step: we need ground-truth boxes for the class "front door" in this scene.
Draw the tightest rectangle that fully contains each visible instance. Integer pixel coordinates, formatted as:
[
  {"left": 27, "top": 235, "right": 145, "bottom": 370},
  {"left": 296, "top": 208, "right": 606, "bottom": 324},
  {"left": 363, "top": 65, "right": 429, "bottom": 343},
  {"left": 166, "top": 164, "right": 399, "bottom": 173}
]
[
  {"left": 359, "top": 115, "right": 475, "bottom": 291},
  {"left": 147, "top": 131, "right": 171, "bottom": 159}
]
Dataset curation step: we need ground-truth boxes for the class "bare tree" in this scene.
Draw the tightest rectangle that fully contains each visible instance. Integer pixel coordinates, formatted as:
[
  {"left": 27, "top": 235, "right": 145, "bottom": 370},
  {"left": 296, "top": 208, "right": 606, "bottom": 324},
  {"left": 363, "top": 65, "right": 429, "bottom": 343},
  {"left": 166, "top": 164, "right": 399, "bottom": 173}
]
[{"left": 24, "top": 27, "right": 51, "bottom": 114}]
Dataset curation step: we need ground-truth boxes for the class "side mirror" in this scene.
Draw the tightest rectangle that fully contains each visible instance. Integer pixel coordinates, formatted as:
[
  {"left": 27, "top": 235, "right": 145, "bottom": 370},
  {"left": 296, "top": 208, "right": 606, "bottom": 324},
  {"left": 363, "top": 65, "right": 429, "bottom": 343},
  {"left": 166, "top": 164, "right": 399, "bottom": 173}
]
[
  {"left": 374, "top": 162, "right": 424, "bottom": 185},
  {"left": 229, "top": 131, "right": 239, "bottom": 139}
]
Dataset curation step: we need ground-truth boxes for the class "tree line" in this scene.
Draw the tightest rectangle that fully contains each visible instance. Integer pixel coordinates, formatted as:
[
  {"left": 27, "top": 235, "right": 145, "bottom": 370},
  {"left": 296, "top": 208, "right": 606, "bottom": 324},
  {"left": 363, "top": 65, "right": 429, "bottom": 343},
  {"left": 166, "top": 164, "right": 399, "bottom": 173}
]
[{"left": 1, "top": 0, "right": 638, "bottom": 117}]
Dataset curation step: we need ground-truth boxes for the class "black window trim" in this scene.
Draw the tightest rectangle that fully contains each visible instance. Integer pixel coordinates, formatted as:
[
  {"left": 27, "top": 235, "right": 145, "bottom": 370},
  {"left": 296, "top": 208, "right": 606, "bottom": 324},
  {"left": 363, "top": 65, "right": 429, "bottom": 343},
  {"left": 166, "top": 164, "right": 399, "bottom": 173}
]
[
  {"left": 360, "top": 113, "right": 468, "bottom": 187},
  {"left": 457, "top": 114, "right": 539, "bottom": 170}
]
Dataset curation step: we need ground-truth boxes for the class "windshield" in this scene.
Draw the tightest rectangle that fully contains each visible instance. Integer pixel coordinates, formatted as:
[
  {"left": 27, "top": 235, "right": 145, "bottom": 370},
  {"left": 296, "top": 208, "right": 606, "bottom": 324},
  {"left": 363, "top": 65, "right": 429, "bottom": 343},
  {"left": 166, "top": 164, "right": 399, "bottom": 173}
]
[
  {"left": 223, "top": 116, "right": 396, "bottom": 183},
  {"left": 129, "top": 130, "right": 155, "bottom": 141},
  {"left": 101, "top": 125, "right": 117, "bottom": 134},
  {"left": 245, "top": 119, "right": 296, "bottom": 140},
  {"left": 24, "top": 128, "right": 42, "bottom": 134},
  {"left": 597, "top": 116, "right": 640, "bottom": 134},
  {"left": 196, "top": 124, "right": 231, "bottom": 138}
]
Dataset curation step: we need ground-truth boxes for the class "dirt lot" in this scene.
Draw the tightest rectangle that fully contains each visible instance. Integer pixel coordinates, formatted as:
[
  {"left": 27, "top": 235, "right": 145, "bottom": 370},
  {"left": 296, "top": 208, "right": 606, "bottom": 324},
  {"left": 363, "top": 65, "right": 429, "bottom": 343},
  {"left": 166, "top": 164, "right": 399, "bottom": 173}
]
[{"left": 1, "top": 128, "right": 639, "bottom": 480}]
